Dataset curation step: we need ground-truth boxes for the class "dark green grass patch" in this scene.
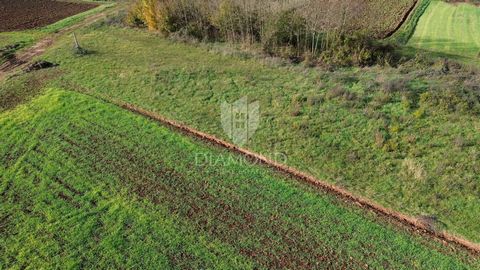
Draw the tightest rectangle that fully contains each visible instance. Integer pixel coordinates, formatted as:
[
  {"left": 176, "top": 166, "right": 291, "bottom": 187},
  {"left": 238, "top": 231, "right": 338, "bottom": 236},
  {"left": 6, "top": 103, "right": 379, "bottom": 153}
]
[{"left": 0, "top": 89, "right": 478, "bottom": 268}]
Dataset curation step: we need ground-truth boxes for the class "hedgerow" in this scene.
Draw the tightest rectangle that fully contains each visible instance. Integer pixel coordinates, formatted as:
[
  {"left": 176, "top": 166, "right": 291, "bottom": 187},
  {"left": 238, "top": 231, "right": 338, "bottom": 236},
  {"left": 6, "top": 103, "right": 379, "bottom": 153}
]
[{"left": 126, "top": 0, "right": 405, "bottom": 67}]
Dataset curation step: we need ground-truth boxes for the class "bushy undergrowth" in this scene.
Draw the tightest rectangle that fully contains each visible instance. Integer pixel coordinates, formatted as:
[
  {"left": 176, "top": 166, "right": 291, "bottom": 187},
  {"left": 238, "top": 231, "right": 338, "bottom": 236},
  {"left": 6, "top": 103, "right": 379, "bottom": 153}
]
[{"left": 126, "top": 0, "right": 398, "bottom": 67}]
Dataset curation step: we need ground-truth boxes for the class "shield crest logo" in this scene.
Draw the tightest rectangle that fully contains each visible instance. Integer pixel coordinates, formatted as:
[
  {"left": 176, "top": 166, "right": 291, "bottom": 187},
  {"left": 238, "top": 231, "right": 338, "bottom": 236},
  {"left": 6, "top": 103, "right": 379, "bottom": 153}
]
[{"left": 221, "top": 97, "right": 259, "bottom": 146}]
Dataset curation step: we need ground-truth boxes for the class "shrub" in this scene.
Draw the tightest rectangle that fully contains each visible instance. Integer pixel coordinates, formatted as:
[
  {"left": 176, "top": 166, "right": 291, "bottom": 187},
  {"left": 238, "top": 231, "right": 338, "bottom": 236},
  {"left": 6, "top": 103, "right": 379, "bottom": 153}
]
[
  {"left": 142, "top": 0, "right": 159, "bottom": 31},
  {"left": 302, "top": 51, "right": 317, "bottom": 67},
  {"left": 463, "top": 73, "right": 480, "bottom": 92},
  {"left": 382, "top": 77, "right": 409, "bottom": 93},
  {"left": 401, "top": 94, "right": 412, "bottom": 111},
  {"left": 159, "top": 1, "right": 215, "bottom": 40},
  {"left": 370, "top": 92, "right": 391, "bottom": 108},
  {"left": 363, "top": 107, "right": 384, "bottom": 119},
  {"left": 363, "top": 79, "right": 380, "bottom": 93},
  {"left": 419, "top": 87, "right": 480, "bottom": 115},
  {"left": 374, "top": 130, "right": 386, "bottom": 148},
  {"left": 333, "top": 74, "right": 359, "bottom": 86},
  {"left": 453, "top": 135, "right": 465, "bottom": 149},
  {"left": 127, "top": 0, "right": 216, "bottom": 39},
  {"left": 343, "top": 91, "right": 357, "bottom": 101},
  {"left": 413, "top": 107, "right": 425, "bottom": 119},
  {"left": 126, "top": 0, "right": 400, "bottom": 67},
  {"left": 399, "top": 52, "right": 432, "bottom": 72},
  {"left": 0, "top": 43, "right": 23, "bottom": 64},
  {"left": 307, "top": 95, "right": 323, "bottom": 106},
  {"left": 291, "top": 103, "right": 302, "bottom": 116},
  {"left": 125, "top": 0, "right": 145, "bottom": 27},
  {"left": 262, "top": 9, "right": 308, "bottom": 58},
  {"left": 402, "top": 158, "right": 426, "bottom": 180},
  {"left": 319, "top": 32, "right": 397, "bottom": 67},
  {"left": 212, "top": 0, "right": 261, "bottom": 43}
]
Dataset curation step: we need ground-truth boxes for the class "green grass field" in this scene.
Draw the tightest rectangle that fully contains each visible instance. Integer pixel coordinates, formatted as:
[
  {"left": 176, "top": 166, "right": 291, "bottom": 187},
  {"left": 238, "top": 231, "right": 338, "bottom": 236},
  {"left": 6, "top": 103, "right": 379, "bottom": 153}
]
[
  {"left": 389, "top": 0, "right": 432, "bottom": 44},
  {"left": 2, "top": 2, "right": 480, "bottom": 266},
  {"left": 6, "top": 21, "right": 477, "bottom": 243},
  {"left": 1, "top": 88, "right": 478, "bottom": 268},
  {"left": 409, "top": 1, "right": 480, "bottom": 60}
]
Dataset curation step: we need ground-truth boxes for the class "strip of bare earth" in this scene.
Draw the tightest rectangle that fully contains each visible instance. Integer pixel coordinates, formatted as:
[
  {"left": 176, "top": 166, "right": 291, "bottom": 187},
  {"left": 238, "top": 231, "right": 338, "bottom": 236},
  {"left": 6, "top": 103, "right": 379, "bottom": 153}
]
[{"left": 0, "top": 0, "right": 97, "bottom": 31}]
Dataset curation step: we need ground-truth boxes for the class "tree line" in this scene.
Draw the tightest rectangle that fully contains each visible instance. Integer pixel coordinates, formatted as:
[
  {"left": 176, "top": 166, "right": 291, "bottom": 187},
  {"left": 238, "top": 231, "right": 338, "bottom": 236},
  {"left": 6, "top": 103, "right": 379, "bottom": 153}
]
[{"left": 126, "top": 0, "right": 397, "bottom": 67}]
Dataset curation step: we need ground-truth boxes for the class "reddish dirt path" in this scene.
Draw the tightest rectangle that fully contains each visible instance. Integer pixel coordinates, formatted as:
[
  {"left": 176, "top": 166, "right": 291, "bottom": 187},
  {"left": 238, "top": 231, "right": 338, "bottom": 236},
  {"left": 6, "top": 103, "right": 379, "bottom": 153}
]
[
  {"left": 0, "top": 0, "right": 97, "bottom": 32},
  {"left": 0, "top": 5, "right": 116, "bottom": 81}
]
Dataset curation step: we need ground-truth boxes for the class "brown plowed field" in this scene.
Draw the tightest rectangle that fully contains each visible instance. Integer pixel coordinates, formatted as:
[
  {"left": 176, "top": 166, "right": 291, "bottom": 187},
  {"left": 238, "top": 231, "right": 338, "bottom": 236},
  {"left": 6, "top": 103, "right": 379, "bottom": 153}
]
[{"left": 0, "top": 0, "right": 96, "bottom": 32}]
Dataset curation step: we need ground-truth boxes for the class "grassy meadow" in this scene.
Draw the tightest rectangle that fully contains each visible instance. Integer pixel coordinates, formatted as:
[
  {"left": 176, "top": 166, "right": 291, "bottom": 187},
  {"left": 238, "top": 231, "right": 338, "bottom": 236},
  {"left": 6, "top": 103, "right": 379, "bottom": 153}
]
[
  {"left": 1, "top": 88, "right": 479, "bottom": 268},
  {"left": 409, "top": 1, "right": 480, "bottom": 61},
  {"left": 389, "top": 0, "right": 432, "bottom": 44},
  {"left": 2, "top": 0, "right": 480, "bottom": 267},
  {"left": 7, "top": 21, "right": 476, "bottom": 243}
]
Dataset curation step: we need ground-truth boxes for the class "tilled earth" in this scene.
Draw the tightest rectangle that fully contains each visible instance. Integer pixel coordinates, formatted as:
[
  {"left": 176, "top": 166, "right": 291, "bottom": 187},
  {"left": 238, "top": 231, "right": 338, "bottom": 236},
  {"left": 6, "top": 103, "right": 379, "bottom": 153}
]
[{"left": 0, "top": 0, "right": 96, "bottom": 32}]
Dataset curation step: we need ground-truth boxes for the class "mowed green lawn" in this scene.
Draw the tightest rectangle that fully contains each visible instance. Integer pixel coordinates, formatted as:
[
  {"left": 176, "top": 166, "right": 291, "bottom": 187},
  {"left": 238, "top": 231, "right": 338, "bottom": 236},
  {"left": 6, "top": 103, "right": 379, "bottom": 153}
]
[
  {"left": 409, "top": 1, "right": 480, "bottom": 60},
  {"left": 0, "top": 89, "right": 478, "bottom": 268}
]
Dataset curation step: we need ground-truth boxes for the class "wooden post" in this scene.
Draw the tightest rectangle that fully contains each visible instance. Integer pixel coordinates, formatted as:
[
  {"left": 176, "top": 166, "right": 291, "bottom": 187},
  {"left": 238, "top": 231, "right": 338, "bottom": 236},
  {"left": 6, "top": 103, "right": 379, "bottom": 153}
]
[{"left": 73, "top": 32, "right": 80, "bottom": 49}]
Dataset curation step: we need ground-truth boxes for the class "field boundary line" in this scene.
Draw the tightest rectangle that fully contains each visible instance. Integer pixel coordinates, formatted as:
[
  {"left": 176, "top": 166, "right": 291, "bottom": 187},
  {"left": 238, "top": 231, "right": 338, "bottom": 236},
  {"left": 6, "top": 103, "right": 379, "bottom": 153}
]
[
  {"left": 388, "top": 0, "right": 432, "bottom": 44},
  {"left": 80, "top": 91, "right": 480, "bottom": 255},
  {"left": 383, "top": 0, "right": 419, "bottom": 38}
]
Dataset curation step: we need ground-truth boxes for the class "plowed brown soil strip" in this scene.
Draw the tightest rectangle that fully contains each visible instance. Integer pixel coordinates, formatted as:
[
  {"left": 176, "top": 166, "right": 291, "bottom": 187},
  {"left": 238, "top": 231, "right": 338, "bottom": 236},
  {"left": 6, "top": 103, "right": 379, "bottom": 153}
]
[
  {"left": 0, "top": 4, "right": 117, "bottom": 81},
  {"left": 95, "top": 99, "right": 479, "bottom": 255},
  {"left": 0, "top": 0, "right": 97, "bottom": 32}
]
